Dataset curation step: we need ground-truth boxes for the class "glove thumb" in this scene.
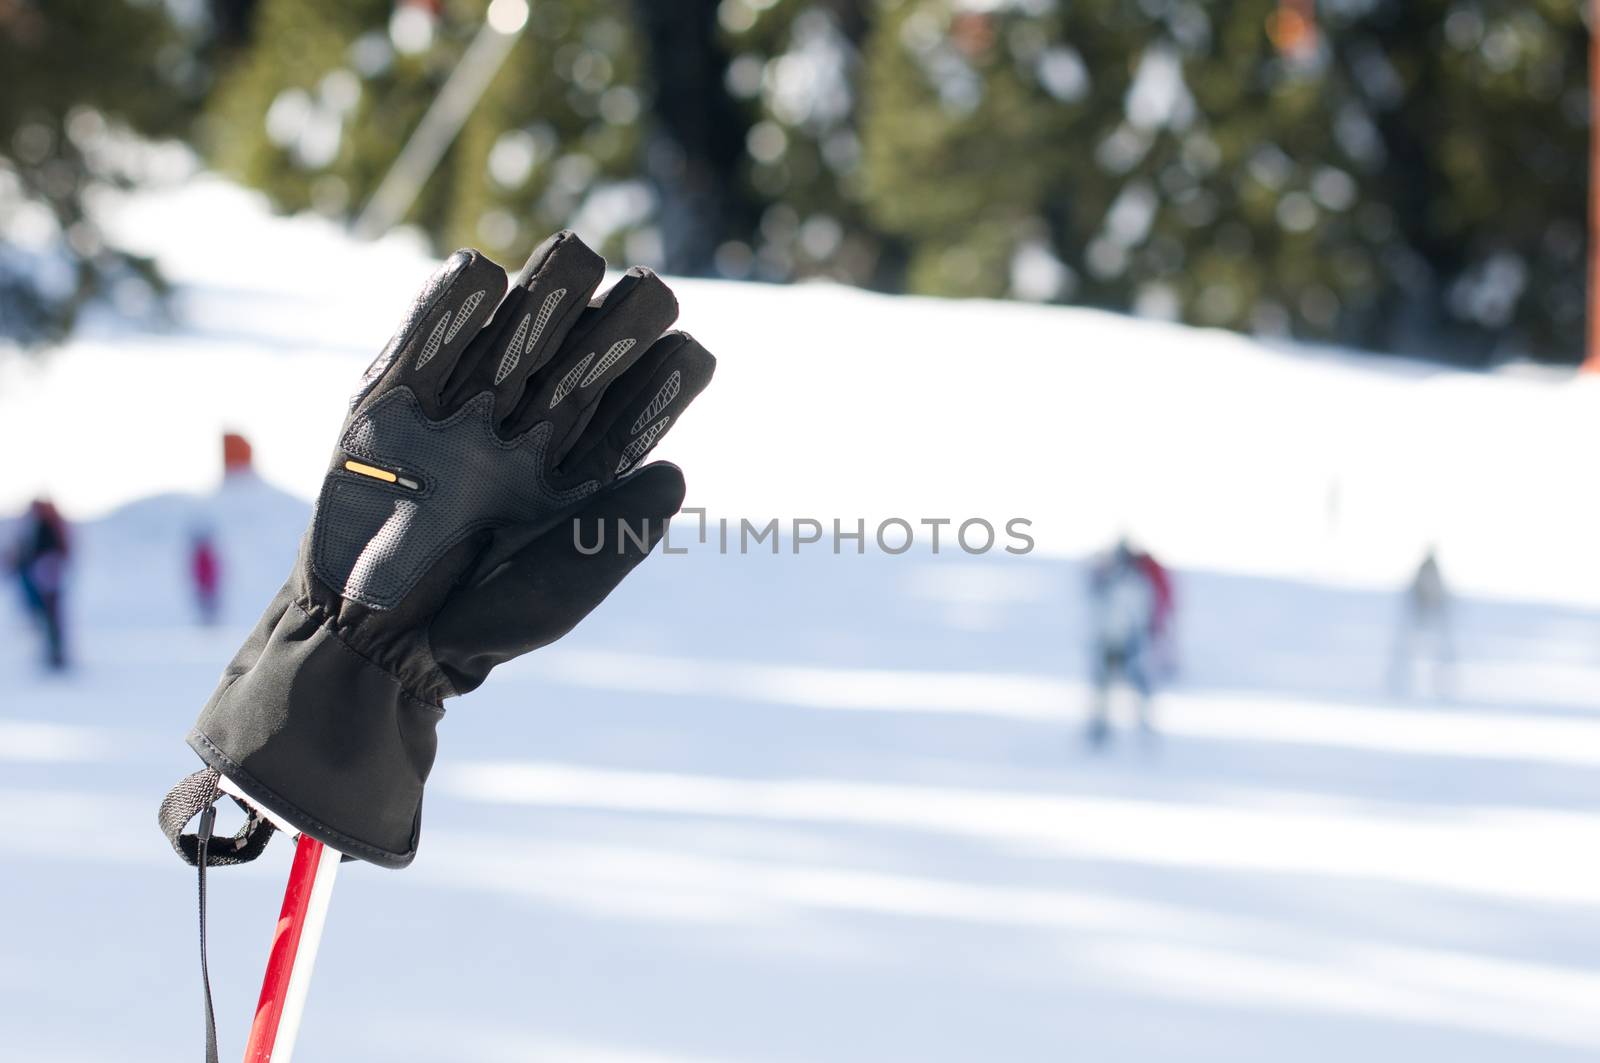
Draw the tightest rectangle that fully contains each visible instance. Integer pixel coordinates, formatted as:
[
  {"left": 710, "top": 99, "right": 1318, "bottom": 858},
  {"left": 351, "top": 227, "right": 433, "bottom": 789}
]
[{"left": 430, "top": 462, "right": 687, "bottom": 696}]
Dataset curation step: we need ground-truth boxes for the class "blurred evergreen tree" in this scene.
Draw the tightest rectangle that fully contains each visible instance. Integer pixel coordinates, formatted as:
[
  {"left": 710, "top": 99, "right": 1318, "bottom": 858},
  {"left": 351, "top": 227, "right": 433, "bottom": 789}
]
[
  {"left": 204, "top": 0, "right": 653, "bottom": 265},
  {"left": 857, "top": 1, "right": 1397, "bottom": 339},
  {"left": 0, "top": 0, "right": 201, "bottom": 346},
  {"left": 715, "top": 0, "right": 900, "bottom": 287},
  {"left": 860, "top": 0, "right": 1138, "bottom": 301},
  {"left": 26, "top": 0, "right": 1575, "bottom": 362},
  {"left": 629, "top": 0, "right": 758, "bottom": 275},
  {"left": 856, "top": 0, "right": 1588, "bottom": 362},
  {"left": 1124, "top": 0, "right": 1397, "bottom": 345},
  {"left": 1342, "top": 0, "right": 1588, "bottom": 362}
]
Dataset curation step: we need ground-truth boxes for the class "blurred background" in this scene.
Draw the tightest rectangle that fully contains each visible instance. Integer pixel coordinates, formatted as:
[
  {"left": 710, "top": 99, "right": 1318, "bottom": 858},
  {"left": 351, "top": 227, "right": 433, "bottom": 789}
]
[
  {"left": 4, "top": 1, "right": 1600, "bottom": 1061},
  {"left": 2, "top": 0, "right": 1592, "bottom": 360}
]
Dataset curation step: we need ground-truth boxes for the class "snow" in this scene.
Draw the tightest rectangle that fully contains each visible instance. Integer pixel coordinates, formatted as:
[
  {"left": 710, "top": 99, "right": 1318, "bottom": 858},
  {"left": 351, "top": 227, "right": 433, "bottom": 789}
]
[
  {"left": 3, "top": 176, "right": 1600, "bottom": 1061},
  {"left": 7, "top": 178, "right": 1600, "bottom": 606}
]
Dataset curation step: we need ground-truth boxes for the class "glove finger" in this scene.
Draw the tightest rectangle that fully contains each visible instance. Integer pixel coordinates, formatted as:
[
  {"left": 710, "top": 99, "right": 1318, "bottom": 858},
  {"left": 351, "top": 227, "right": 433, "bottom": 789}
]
[
  {"left": 443, "top": 231, "right": 606, "bottom": 425},
  {"left": 513, "top": 267, "right": 679, "bottom": 443},
  {"left": 353, "top": 250, "right": 495, "bottom": 408},
  {"left": 363, "top": 250, "right": 505, "bottom": 418},
  {"left": 429, "top": 461, "right": 687, "bottom": 696},
  {"left": 561, "top": 331, "right": 716, "bottom": 480}
]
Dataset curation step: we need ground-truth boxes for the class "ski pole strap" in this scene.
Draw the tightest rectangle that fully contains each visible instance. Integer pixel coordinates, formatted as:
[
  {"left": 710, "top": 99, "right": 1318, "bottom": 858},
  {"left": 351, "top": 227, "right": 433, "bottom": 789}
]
[
  {"left": 158, "top": 767, "right": 278, "bottom": 867},
  {"left": 198, "top": 796, "right": 219, "bottom": 1063},
  {"left": 158, "top": 768, "right": 279, "bottom": 1063}
]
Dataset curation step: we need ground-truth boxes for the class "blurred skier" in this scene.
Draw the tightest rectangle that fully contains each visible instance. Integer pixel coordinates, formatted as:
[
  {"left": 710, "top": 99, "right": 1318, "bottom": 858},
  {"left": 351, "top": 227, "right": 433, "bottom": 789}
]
[
  {"left": 1390, "top": 546, "right": 1453, "bottom": 697},
  {"left": 190, "top": 525, "right": 221, "bottom": 625},
  {"left": 10, "top": 498, "right": 71, "bottom": 670},
  {"left": 1086, "top": 537, "right": 1174, "bottom": 747}
]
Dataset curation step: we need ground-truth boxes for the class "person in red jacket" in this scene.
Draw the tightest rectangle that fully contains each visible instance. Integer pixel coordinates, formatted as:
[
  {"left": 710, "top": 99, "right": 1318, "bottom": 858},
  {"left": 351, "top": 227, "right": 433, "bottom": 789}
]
[
  {"left": 1086, "top": 537, "right": 1175, "bottom": 747},
  {"left": 1136, "top": 545, "right": 1176, "bottom": 673},
  {"left": 11, "top": 498, "right": 71, "bottom": 670},
  {"left": 189, "top": 525, "right": 221, "bottom": 625}
]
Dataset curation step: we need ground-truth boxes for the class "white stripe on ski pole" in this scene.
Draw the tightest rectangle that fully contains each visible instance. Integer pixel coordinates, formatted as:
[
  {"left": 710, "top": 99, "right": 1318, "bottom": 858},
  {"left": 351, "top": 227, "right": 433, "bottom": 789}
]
[{"left": 273, "top": 838, "right": 339, "bottom": 1063}]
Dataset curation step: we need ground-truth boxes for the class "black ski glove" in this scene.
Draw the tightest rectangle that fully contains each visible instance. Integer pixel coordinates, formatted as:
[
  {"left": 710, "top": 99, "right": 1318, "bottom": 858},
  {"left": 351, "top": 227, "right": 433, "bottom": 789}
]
[{"left": 185, "top": 231, "right": 713, "bottom": 867}]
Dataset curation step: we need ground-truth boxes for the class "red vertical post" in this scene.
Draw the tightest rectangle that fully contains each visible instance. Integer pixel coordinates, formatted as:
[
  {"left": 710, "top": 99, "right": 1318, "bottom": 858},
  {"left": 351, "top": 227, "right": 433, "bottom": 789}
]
[{"left": 243, "top": 834, "right": 334, "bottom": 1062}]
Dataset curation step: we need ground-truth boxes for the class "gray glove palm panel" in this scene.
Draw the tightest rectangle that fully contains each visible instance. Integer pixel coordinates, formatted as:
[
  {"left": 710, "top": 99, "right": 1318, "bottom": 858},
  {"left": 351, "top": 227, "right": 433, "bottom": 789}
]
[{"left": 188, "top": 232, "right": 713, "bottom": 867}]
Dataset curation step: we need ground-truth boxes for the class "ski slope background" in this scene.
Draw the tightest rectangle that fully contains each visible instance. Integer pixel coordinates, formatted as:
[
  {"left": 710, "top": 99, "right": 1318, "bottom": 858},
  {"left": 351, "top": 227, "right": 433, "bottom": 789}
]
[{"left": 3, "top": 176, "right": 1600, "bottom": 1061}]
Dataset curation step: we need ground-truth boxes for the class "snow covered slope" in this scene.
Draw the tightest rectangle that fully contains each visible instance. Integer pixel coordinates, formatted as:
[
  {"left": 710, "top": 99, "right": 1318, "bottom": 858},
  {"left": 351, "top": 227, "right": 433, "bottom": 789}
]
[
  {"left": 3, "top": 177, "right": 1599, "bottom": 1063},
  {"left": 5, "top": 499, "right": 1600, "bottom": 1062},
  {"left": 2, "top": 176, "right": 1597, "bottom": 605}
]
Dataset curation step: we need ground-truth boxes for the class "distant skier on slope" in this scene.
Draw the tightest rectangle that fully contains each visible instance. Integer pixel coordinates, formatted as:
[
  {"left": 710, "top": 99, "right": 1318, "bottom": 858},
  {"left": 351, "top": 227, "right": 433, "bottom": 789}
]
[
  {"left": 189, "top": 525, "right": 221, "bottom": 625},
  {"left": 1390, "top": 545, "right": 1454, "bottom": 697},
  {"left": 1086, "top": 536, "right": 1174, "bottom": 747},
  {"left": 10, "top": 497, "right": 71, "bottom": 670}
]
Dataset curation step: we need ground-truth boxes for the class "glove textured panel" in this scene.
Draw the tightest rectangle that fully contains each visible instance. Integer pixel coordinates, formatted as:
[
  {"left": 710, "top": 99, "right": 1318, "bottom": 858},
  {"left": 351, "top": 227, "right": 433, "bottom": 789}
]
[{"left": 313, "top": 388, "right": 597, "bottom": 609}]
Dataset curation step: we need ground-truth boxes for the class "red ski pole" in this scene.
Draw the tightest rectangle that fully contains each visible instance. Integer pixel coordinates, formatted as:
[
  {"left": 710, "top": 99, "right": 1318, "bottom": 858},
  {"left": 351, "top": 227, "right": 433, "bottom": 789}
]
[{"left": 218, "top": 779, "right": 341, "bottom": 1063}]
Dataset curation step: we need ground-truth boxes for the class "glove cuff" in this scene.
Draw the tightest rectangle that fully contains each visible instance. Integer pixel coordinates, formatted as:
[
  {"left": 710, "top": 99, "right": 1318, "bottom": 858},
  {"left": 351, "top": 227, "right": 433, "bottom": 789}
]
[{"left": 188, "top": 597, "right": 443, "bottom": 868}]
